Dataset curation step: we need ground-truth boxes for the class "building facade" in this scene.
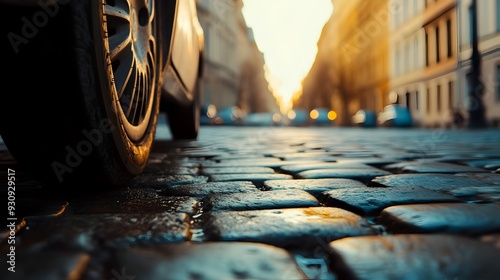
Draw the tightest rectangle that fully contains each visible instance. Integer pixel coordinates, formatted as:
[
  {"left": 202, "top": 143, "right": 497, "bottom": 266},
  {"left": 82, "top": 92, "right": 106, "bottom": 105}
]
[
  {"left": 457, "top": 0, "right": 500, "bottom": 127},
  {"left": 296, "top": 0, "right": 390, "bottom": 126},
  {"left": 390, "top": 0, "right": 458, "bottom": 128},
  {"left": 196, "top": 0, "right": 279, "bottom": 114}
]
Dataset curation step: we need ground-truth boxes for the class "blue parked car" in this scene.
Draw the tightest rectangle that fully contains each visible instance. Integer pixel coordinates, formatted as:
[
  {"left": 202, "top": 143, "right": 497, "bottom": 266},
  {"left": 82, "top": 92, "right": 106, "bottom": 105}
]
[
  {"left": 214, "top": 106, "right": 244, "bottom": 125},
  {"left": 287, "top": 109, "right": 309, "bottom": 126},
  {"left": 200, "top": 104, "right": 217, "bottom": 125},
  {"left": 352, "top": 110, "right": 377, "bottom": 127},
  {"left": 377, "top": 105, "right": 413, "bottom": 128},
  {"left": 310, "top": 108, "right": 335, "bottom": 126}
]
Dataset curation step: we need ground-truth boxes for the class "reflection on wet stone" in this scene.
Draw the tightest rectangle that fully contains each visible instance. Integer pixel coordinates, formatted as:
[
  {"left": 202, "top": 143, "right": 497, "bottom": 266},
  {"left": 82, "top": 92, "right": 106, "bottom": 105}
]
[{"left": 200, "top": 207, "right": 376, "bottom": 248}]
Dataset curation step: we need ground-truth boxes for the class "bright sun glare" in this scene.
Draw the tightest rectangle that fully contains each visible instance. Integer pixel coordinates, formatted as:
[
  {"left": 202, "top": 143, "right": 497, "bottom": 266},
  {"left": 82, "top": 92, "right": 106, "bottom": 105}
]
[{"left": 241, "top": 0, "right": 333, "bottom": 113}]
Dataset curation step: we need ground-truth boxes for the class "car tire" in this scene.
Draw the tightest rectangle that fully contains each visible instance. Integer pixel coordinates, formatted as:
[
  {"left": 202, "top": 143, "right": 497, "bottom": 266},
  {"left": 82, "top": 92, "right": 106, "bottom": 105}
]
[
  {"left": 165, "top": 81, "right": 201, "bottom": 140},
  {"left": 0, "top": 0, "right": 161, "bottom": 189}
]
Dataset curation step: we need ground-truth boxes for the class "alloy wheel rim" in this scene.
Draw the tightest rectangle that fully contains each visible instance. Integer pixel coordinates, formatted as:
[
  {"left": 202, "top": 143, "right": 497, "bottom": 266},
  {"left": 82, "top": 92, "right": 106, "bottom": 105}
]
[{"left": 102, "top": 0, "right": 156, "bottom": 142}]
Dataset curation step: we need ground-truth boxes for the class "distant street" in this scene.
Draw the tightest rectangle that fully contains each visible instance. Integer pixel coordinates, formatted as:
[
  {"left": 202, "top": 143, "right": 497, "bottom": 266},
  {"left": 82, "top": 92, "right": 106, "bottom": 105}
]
[{"left": 2, "top": 125, "right": 500, "bottom": 279}]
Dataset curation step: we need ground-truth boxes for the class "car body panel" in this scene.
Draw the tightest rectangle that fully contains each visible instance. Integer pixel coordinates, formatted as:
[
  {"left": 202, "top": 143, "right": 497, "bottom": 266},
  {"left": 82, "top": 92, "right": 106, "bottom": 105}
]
[{"left": 171, "top": 0, "right": 202, "bottom": 94}]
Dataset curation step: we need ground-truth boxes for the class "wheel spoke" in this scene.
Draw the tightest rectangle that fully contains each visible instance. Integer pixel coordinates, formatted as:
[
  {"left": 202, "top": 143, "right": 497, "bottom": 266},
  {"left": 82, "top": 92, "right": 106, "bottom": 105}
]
[
  {"left": 114, "top": 48, "right": 134, "bottom": 98},
  {"left": 108, "top": 28, "right": 131, "bottom": 61},
  {"left": 105, "top": 4, "right": 129, "bottom": 21},
  {"left": 126, "top": 69, "right": 139, "bottom": 118}
]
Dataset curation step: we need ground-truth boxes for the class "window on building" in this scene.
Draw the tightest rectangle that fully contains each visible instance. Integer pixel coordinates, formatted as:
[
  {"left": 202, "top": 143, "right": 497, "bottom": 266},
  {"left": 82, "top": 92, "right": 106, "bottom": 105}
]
[
  {"left": 497, "top": 0, "right": 500, "bottom": 31},
  {"left": 414, "top": 37, "right": 419, "bottom": 70},
  {"left": 446, "top": 19, "right": 452, "bottom": 58},
  {"left": 468, "top": 6, "right": 474, "bottom": 44},
  {"left": 496, "top": 65, "right": 500, "bottom": 102},
  {"left": 205, "top": 24, "right": 210, "bottom": 56},
  {"left": 437, "top": 85, "right": 442, "bottom": 113},
  {"left": 435, "top": 26, "right": 440, "bottom": 63},
  {"left": 448, "top": 81, "right": 454, "bottom": 109},
  {"left": 465, "top": 72, "right": 472, "bottom": 108},
  {"left": 403, "top": 0, "right": 408, "bottom": 19},
  {"left": 415, "top": 91, "right": 419, "bottom": 111},
  {"left": 425, "top": 32, "right": 429, "bottom": 66},
  {"left": 406, "top": 92, "right": 411, "bottom": 108},
  {"left": 427, "top": 88, "right": 431, "bottom": 113}
]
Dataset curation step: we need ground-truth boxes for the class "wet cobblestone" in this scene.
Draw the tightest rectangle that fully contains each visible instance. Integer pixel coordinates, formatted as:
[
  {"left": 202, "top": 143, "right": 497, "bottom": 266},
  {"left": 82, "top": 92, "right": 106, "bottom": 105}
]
[
  {"left": 328, "top": 234, "right": 500, "bottom": 280},
  {"left": 2, "top": 127, "right": 500, "bottom": 279}
]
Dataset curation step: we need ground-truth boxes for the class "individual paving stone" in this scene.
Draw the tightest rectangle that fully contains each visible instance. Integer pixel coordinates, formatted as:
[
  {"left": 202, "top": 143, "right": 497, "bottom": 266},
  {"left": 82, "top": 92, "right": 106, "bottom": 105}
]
[
  {"left": 159, "top": 181, "right": 258, "bottom": 197},
  {"left": 209, "top": 173, "right": 293, "bottom": 187},
  {"left": 279, "top": 162, "right": 373, "bottom": 175},
  {"left": 263, "top": 178, "right": 367, "bottom": 196},
  {"left": 262, "top": 149, "right": 302, "bottom": 157},
  {"left": 72, "top": 196, "right": 198, "bottom": 215},
  {"left": 0, "top": 250, "right": 89, "bottom": 279},
  {"left": 378, "top": 152, "right": 429, "bottom": 160},
  {"left": 110, "top": 242, "right": 307, "bottom": 280},
  {"left": 447, "top": 185, "right": 500, "bottom": 198},
  {"left": 321, "top": 187, "right": 461, "bottom": 216},
  {"left": 328, "top": 234, "right": 500, "bottom": 280},
  {"left": 210, "top": 154, "right": 271, "bottom": 161},
  {"left": 387, "top": 162, "right": 489, "bottom": 174},
  {"left": 455, "top": 172, "right": 500, "bottom": 185},
  {"left": 334, "top": 157, "right": 398, "bottom": 166},
  {"left": 131, "top": 174, "right": 209, "bottom": 188},
  {"left": 270, "top": 152, "right": 338, "bottom": 161},
  {"left": 412, "top": 156, "right": 481, "bottom": 164},
  {"left": 201, "top": 190, "right": 319, "bottom": 212},
  {"left": 462, "top": 159, "right": 500, "bottom": 170},
  {"left": 476, "top": 193, "right": 500, "bottom": 203},
  {"left": 201, "top": 166, "right": 275, "bottom": 175},
  {"left": 377, "top": 203, "right": 500, "bottom": 235},
  {"left": 370, "top": 173, "right": 495, "bottom": 193},
  {"left": 202, "top": 157, "right": 285, "bottom": 168},
  {"left": 296, "top": 168, "right": 391, "bottom": 183},
  {"left": 27, "top": 213, "right": 191, "bottom": 247},
  {"left": 200, "top": 207, "right": 376, "bottom": 248}
]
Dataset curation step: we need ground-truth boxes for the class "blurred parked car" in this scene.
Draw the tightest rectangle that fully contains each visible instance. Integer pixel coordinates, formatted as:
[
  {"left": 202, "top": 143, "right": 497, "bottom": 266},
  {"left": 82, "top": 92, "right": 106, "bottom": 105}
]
[
  {"left": 200, "top": 104, "right": 218, "bottom": 125},
  {"left": 310, "top": 108, "right": 336, "bottom": 126},
  {"left": 287, "top": 109, "right": 309, "bottom": 126},
  {"left": 352, "top": 110, "right": 377, "bottom": 127},
  {"left": 214, "top": 106, "right": 244, "bottom": 125},
  {"left": 242, "top": 112, "right": 283, "bottom": 126},
  {"left": 377, "top": 105, "right": 413, "bottom": 128},
  {"left": 0, "top": 0, "right": 204, "bottom": 188}
]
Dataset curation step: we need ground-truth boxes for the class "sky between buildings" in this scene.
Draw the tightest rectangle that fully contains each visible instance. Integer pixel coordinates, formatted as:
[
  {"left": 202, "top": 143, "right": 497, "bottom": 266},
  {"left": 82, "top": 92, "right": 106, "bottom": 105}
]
[{"left": 241, "top": 0, "right": 333, "bottom": 112}]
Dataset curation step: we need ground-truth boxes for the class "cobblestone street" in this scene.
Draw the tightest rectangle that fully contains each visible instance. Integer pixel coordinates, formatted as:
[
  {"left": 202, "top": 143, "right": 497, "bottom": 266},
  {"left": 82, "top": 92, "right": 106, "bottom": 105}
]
[{"left": 2, "top": 125, "right": 500, "bottom": 279}]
